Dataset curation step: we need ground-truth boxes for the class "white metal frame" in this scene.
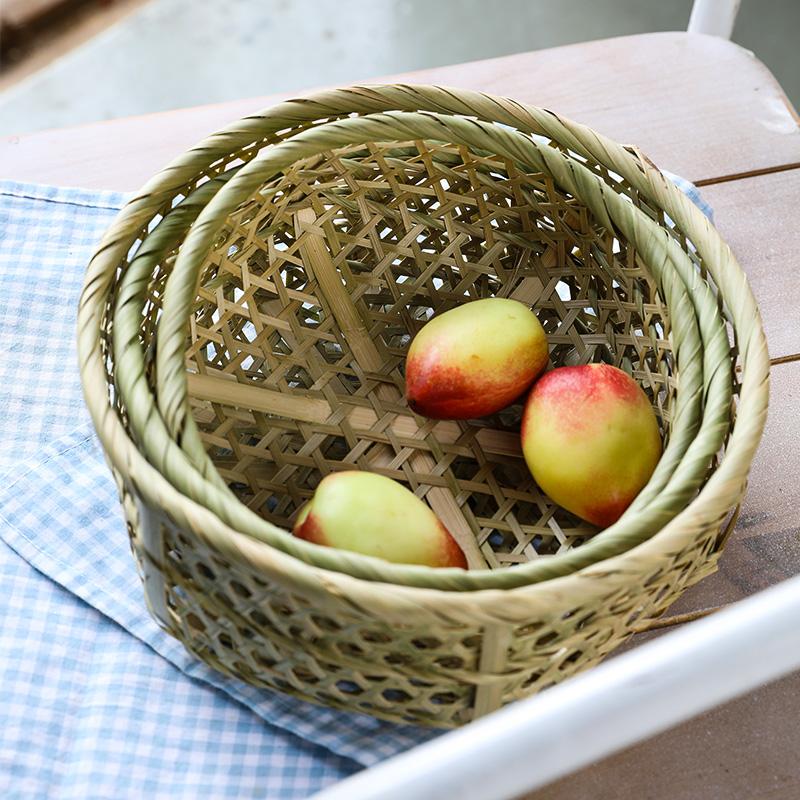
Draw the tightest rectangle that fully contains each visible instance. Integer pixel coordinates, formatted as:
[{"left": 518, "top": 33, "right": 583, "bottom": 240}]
[{"left": 312, "top": 574, "right": 800, "bottom": 800}]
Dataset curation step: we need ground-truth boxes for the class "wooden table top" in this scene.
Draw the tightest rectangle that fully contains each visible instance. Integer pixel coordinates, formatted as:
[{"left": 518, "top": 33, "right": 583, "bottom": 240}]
[{"left": 3, "top": 30, "right": 798, "bottom": 800}]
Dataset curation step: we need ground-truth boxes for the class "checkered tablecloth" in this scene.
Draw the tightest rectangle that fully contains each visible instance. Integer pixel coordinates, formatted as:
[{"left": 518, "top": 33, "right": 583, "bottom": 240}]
[{"left": 0, "top": 177, "right": 712, "bottom": 799}]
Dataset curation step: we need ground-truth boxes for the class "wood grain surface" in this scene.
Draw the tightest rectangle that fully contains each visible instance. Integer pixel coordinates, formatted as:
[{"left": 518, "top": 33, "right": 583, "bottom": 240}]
[
  {"left": 702, "top": 170, "right": 800, "bottom": 360},
  {"left": 530, "top": 667, "right": 800, "bottom": 800},
  {"left": 1, "top": 32, "right": 799, "bottom": 190}
]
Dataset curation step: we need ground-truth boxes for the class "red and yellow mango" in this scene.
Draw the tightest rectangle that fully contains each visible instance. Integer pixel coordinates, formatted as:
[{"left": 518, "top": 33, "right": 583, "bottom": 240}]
[
  {"left": 521, "top": 364, "right": 662, "bottom": 527},
  {"left": 405, "top": 298, "right": 548, "bottom": 420},
  {"left": 293, "top": 471, "right": 467, "bottom": 568}
]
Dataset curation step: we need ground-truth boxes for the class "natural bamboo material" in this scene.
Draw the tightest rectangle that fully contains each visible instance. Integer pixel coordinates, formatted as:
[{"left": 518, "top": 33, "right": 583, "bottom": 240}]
[
  {"left": 292, "top": 206, "right": 485, "bottom": 569},
  {"left": 78, "top": 85, "right": 769, "bottom": 727},
  {"left": 116, "top": 114, "right": 730, "bottom": 590}
]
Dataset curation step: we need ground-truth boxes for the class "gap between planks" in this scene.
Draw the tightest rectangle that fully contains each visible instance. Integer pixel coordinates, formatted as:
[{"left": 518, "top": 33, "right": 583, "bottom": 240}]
[{"left": 694, "top": 160, "right": 800, "bottom": 187}]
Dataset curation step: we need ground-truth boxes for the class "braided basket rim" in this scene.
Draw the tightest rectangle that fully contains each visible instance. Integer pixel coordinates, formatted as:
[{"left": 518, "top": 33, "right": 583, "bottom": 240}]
[
  {"left": 143, "top": 108, "right": 733, "bottom": 589},
  {"left": 77, "top": 84, "right": 769, "bottom": 612}
]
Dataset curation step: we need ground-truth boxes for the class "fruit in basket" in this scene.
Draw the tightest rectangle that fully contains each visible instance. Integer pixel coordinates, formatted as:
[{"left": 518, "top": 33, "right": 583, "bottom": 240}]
[
  {"left": 521, "top": 364, "right": 662, "bottom": 527},
  {"left": 405, "top": 297, "right": 548, "bottom": 420},
  {"left": 293, "top": 471, "right": 468, "bottom": 568}
]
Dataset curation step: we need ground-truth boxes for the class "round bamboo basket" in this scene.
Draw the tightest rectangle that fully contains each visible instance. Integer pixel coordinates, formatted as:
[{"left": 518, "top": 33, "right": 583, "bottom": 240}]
[
  {"left": 78, "top": 85, "right": 769, "bottom": 727},
  {"left": 113, "top": 97, "right": 731, "bottom": 590}
]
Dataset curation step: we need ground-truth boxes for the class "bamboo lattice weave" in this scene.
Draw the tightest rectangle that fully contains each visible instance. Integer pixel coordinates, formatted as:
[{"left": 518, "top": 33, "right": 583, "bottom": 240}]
[{"left": 77, "top": 85, "right": 768, "bottom": 726}]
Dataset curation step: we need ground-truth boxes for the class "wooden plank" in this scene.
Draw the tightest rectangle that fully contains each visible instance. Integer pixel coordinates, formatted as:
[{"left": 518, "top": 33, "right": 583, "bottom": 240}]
[
  {"left": 701, "top": 169, "right": 800, "bottom": 360},
  {"left": 655, "top": 359, "right": 800, "bottom": 617},
  {"left": 1, "top": 32, "right": 798, "bottom": 191},
  {"left": 528, "top": 670, "right": 800, "bottom": 799}
]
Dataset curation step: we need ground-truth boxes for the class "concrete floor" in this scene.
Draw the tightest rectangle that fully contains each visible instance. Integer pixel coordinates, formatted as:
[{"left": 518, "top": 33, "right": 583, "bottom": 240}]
[{"left": 0, "top": 0, "right": 797, "bottom": 137}]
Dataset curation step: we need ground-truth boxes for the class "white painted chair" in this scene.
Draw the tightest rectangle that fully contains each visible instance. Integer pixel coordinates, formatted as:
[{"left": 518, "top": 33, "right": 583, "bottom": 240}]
[{"left": 687, "top": 0, "right": 742, "bottom": 39}]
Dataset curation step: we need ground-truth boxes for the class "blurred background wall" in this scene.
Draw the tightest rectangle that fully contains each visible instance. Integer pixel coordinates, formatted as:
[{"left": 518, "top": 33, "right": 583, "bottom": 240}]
[{"left": 0, "top": 0, "right": 797, "bottom": 137}]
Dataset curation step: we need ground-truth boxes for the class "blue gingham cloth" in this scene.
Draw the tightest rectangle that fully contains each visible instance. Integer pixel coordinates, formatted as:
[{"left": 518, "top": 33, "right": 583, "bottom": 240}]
[{"left": 0, "top": 176, "right": 712, "bottom": 799}]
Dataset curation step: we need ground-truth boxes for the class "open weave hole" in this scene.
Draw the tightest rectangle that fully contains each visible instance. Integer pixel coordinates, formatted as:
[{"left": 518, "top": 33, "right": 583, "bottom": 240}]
[{"left": 183, "top": 140, "right": 677, "bottom": 565}]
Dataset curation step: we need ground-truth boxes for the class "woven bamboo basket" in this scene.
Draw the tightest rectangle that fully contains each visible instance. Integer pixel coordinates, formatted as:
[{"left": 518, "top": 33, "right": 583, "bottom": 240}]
[
  {"left": 113, "top": 96, "right": 732, "bottom": 590},
  {"left": 78, "top": 85, "right": 769, "bottom": 727}
]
